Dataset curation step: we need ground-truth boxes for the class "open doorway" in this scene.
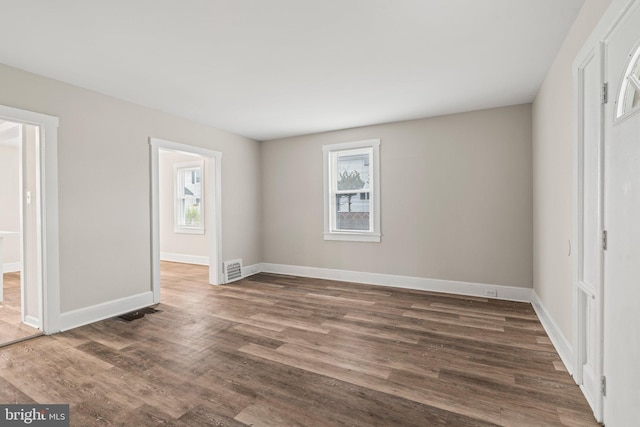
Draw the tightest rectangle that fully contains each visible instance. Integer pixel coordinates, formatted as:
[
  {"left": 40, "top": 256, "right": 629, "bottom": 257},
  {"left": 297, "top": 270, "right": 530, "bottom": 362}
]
[
  {"left": 0, "top": 104, "right": 60, "bottom": 336},
  {"left": 149, "top": 138, "right": 222, "bottom": 302},
  {"left": 0, "top": 120, "right": 42, "bottom": 345}
]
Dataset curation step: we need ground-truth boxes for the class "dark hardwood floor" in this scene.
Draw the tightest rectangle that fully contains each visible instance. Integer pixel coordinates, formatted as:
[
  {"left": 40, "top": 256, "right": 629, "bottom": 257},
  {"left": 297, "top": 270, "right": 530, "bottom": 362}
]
[
  {"left": 0, "top": 272, "right": 41, "bottom": 346},
  {"left": 0, "top": 262, "right": 597, "bottom": 426}
]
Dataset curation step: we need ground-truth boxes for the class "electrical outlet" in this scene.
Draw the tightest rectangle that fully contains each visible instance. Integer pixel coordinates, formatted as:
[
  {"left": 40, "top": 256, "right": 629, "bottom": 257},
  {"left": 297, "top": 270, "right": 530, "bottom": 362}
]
[{"left": 484, "top": 289, "right": 497, "bottom": 298}]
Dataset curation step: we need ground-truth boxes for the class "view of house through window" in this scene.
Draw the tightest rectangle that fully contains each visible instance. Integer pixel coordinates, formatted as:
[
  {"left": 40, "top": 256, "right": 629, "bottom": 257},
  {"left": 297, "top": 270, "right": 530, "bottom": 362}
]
[
  {"left": 335, "top": 150, "right": 371, "bottom": 231},
  {"left": 175, "top": 161, "right": 204, "bottom": 233},
  {"left": 323, "top": 139, "right": 381, "bottom": 242}
]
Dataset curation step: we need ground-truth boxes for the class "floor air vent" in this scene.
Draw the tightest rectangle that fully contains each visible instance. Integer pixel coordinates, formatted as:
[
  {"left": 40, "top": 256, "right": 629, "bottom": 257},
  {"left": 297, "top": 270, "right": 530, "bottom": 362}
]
[
  {"left": 118, "top": 306, "right": 160, "bottom": 322},
  {"left": 223, "top": 259, "right": 243, "bottom": 283}
]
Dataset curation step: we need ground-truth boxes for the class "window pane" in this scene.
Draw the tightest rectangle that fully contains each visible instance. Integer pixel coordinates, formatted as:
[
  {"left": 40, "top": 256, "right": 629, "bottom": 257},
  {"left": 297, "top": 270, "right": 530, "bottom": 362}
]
[
  {"left": 622, "top": 84, "right": 640, "bottom": 113},
  {"left": 335, "top": 194, "right": 370, "bottom": 231},
  {"left": 633, "top": 59, "right": 640, "bottom": 80},
  {"left": 182, "top": 169, "right": 201, "bottom": 198},
  {"left": 336, "top": 153, "right": 369, "bottom": 191},
  {"left": 619, "top": 48, "right": 640, "bottom": 117},
  {"left": 181, "top": 197, "right": 201, "bottom": 226},
  {"left": 177, "top": 165, "right": 203, "bottom": 229}
]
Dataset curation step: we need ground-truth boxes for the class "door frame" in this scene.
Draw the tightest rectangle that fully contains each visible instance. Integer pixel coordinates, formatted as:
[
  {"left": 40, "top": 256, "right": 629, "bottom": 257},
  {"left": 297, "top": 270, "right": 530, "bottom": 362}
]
[
  {"left": 18, "top": 122, "right": 45, "bottom": 329},
  {"left": 0, "top": 104, "right": 61, "bottom": 334},
  {"left": 149, "top": 137, "right": 223, "bottom": 302},
  {"left": 573, "top": 42, "right": 605, "bottom": 422}
]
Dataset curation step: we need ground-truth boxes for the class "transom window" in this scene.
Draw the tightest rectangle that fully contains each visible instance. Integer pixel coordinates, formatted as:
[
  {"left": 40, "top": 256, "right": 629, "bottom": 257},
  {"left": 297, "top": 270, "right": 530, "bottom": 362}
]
[
  {"left": 323, "top": 139, "right": 381, "bottom": 242},
  {"left": 175, "top": 161, "right": 204, "bottom": 234},
  {"left": 616, "top": 44, "right": 640, "bottom": 119}
]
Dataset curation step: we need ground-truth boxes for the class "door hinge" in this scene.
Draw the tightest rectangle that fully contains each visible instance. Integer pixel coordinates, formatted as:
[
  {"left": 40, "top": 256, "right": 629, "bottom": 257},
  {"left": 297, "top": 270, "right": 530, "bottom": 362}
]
[
  {"left": 601, "top": 376, "right": 607, "bottom": 396},
  {"left": 602, "top": 230, "right": 608, "bottom": 250},
  {"left": 602, "top": 83, "right": 609, "bottom": 104}
]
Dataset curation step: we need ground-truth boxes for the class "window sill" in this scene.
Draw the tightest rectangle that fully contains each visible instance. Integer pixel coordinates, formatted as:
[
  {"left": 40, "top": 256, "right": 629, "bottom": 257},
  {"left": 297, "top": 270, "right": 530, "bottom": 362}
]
[
  {"left": 174, "top": 228, "right": 205, "bottom": 235},
  {"left": 324, "top": 232, "right": 381, "bottom": 243}
]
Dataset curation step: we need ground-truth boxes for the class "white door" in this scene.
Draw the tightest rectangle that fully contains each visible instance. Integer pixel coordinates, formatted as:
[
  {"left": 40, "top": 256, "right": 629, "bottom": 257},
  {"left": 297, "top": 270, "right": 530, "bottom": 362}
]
[
  {"left": 603, "top": 1, "right": 640, "bottom": 424},
  {"left": 574, "top": 44, "right": 604, "bottom": 421}
]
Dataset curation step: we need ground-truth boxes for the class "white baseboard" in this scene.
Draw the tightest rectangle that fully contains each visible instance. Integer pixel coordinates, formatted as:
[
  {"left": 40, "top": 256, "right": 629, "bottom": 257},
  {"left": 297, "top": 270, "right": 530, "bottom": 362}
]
[
  {"left": 259, "top": 263, "right": 533, "bottom": 302},
  {"left": 24, "top": 315, "right": 40, "bottom": 329},
  {"left": 241, "top": 263, "right": 262, "bottom": 279},
  {"left": 60, "top": 291, "right": 154, "bottom": 332},
  {"left": 3, "top": 262, "right": 22, "bottom": 273},
  {"left": 161, "top": 252, "right": 209, "bottom": 266},
  {"left": 531, "top": 290, "right": 574, "bottom": 374}
]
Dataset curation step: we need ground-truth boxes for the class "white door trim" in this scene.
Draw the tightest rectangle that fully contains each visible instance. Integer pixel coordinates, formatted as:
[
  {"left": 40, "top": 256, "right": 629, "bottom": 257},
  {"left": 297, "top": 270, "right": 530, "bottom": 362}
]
[
  {"left": 0, "top": 104, "right": 61, "bottom": 334},
  {"left": 149, "top": 137, "right": 223, "bottom": 302},
  {"left": 573, "top": 42, "right": 605, "bottom": 422}
]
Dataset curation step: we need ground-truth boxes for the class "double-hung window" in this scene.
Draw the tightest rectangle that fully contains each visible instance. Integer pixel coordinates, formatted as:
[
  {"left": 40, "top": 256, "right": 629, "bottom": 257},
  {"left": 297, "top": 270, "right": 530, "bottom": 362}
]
[
  {"left": 174, "top": 160, "right": 204, "bottom": 234},
  {"left": 323, "top": 139, "right": 381, "bottom": 242}
]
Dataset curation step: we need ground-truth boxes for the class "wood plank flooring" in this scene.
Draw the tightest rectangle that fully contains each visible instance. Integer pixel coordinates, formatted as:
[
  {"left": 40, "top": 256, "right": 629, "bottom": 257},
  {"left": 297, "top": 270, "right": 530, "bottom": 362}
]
[
  {"left": 0, "top": 272, "right": 41, "bottom": 346},
  {"left": 0, "top": 262, "right": 597, "bottom": 426}
]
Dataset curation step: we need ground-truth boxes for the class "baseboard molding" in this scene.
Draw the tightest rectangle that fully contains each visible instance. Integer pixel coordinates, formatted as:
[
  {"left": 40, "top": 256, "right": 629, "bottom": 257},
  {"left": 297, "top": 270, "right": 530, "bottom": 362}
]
[
  {"left": 3, "top": 262, "right": 22, "bottom": 273},
  {"left": 60, "top": 291, "right": 154, "bottom": 332},
  {"left": 531, "top": 290, "right": 574, "bottom": 374},
  {"left": 241, "top": 263, "right": 262, "bottom": 279},
  {"left": 161, "top": 252, "right": 209, "bottom": 266},
  {"left": 24, "top": 315, "right": 40, "bottom": 329},
  {"left": 259, "top": 263, "right": 533, "bottom": 302}
]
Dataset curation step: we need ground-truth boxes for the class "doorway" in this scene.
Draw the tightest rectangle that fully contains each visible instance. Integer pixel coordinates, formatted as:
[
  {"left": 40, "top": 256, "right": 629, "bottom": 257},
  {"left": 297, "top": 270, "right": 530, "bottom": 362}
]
[
  {"left": 0, "top": 120, "right": 45, "bottom": 345},
  {"left": 0, "top": 104, "right": 60, "bottom": 337},
  {"left": 149, "top": 138, "right": 222, "bottom": 302}
]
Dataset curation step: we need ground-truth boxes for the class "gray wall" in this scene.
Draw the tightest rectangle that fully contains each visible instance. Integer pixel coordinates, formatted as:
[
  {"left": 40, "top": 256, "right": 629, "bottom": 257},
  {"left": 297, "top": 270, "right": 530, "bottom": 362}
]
[
  {"left": 0, "top": 63, "right": 262, "bottom": 314},
  {"left": 262, "top": 104, "right": 533, "bottom": 288}
]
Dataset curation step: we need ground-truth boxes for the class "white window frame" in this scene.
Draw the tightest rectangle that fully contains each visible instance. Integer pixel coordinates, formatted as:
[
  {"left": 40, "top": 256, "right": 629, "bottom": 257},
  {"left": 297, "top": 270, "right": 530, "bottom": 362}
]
[
  {"left": 174, "top": 160, "right": 205, "bottom": 234},
  {"left": 323, "top": 139, "right": 381, "bottom": 242},
  {"left": 615, "top": 42, "right": 640, "bottom": 121}
]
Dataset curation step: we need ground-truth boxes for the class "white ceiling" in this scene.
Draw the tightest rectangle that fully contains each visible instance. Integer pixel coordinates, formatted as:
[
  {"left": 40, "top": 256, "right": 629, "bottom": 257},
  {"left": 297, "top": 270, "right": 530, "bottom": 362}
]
[{"left": 0, "top": 0, "right": 584, "bottom": 141}]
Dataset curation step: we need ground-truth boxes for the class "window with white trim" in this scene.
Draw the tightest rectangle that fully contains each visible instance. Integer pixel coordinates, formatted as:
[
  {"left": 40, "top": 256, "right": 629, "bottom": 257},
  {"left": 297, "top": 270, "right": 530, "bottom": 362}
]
[
  {"left": 323, "top": 139, "right": 381, "bottom": 242},
  {"left": 175, "top": 161, "right": 204, "bottom": 234}
]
